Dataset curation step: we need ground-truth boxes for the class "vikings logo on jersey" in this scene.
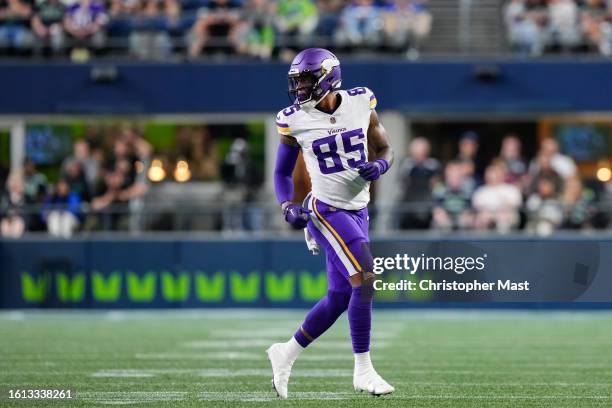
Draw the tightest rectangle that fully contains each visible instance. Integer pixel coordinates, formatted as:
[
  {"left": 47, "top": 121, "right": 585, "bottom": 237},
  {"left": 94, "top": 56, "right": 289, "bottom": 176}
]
[{"left": 276, "top": 86, "right": 378, "bottom": 211}]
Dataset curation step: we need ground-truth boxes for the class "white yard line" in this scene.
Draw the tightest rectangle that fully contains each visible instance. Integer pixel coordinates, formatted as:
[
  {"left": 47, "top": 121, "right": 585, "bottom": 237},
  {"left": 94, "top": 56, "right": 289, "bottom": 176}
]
[
  {"left": 79, "top": 391, "right": 187, "bottom": 405},
  {"left": 394, "top": 395, "right": 612, "bottom": 400},
  {"left": 90, "top": 370, "right": 155, "bottom": 378},
  {"left": 199, "top": 391, "right": 352, "bottom": 401},
  {"left": 135, "top": 352, "right": 263, "bottom": 360},
  {"left": 90, "top": 368, "right": 353, "bottom": 378},
  {"left": 135, "top": 352, "right": 353, "bottom": 361}
]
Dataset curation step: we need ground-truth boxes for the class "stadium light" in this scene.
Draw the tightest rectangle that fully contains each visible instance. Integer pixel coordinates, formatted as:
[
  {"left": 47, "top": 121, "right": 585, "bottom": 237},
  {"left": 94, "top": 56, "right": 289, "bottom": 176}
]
[
  {"left": 174, "top": 160, "right": 191, "bottom": 183},
  {"left": 147, "top": 159, "right": 166, "bottom": 182},
  {"left": 597, "top": 167, "right": 611, "bottom": 182}
]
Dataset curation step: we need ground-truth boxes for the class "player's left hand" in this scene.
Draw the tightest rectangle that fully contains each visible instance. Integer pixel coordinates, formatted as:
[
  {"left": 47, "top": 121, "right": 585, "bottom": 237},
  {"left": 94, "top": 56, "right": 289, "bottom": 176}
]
[
  {"left": 282, "top": 203, "right": 311, "bottom": 229},
  {"left": 357, "top": 160, "right": 385, "bottom": 181}
]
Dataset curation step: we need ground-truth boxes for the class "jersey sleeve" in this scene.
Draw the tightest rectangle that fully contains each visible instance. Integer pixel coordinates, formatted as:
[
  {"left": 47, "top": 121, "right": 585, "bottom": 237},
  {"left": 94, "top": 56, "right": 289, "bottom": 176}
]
[
  {"left": 365, "top": 87, "right": 377, "bottom": 110},
  {"left": 276, "top": 105, "right": 302, "bottom": 136},
  {"left": 275, "top": 111, "right": 292, "bottom": 136}
]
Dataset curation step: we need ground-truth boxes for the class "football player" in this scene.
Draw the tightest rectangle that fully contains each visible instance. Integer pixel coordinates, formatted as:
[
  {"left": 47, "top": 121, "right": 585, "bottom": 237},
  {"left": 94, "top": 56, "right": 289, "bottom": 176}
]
[{"left": 267, "top": 48, "right": 395, "bottom": 399}]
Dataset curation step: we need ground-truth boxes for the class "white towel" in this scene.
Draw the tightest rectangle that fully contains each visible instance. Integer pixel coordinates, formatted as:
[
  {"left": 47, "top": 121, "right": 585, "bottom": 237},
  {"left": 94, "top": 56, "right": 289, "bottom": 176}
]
[{"left": 304, "top": 227, "right": 320, "bottom": 255}]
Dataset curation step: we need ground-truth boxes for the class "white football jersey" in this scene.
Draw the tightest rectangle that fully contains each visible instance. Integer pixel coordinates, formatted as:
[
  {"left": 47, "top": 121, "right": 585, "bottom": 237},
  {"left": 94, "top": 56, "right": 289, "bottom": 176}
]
[{"left": 276, "top": 87, "right": 377, "bottom": 210}]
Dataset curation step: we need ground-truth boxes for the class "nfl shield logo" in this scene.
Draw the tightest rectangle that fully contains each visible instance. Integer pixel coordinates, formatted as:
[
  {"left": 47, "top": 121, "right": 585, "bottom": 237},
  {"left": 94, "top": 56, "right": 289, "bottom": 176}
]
[{"left": 330, "top": 117, "right": 336, "bottom": 124}]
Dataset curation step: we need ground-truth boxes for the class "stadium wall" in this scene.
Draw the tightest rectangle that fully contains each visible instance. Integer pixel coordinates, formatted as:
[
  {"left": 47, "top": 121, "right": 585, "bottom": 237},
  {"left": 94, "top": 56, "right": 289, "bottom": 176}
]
[
  {"left": 2, "top": 61, "right": 612, "bottom": 114},
  {"left": 1, "top": 237, "right": 611, "bottom": 309}
]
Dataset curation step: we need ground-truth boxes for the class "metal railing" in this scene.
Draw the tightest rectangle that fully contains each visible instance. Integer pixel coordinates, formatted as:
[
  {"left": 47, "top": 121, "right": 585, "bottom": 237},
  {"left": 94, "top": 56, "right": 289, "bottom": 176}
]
[{"left": 3, "top": 200, "right": 611, "bottom": 237}]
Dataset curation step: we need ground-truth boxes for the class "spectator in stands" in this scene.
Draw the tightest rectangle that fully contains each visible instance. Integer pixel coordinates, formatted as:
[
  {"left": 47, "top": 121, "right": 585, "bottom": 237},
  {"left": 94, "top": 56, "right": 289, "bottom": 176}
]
[
  {"left": 498, "top": 133, "right": 527, "bottom": 185},
  {"left": 22, "top": 157, "right": 47, "bottom": 231},
  {"left": 102, "top": 136, "right": 146, "bottom": 208},
  {"left": 525, "top": 175, "right": 563, "bottom": 235},
  {"left": 581, "top": 0, "right": 612, "bottom": 55},
  {"left": 397, "top": 137, "right": 440, "bottom": 229},
  {"left": 62, "top": 139, "right": 99, "bottom": 192},
  {"left": 472, "top": 162, "right": 522, "bottom": 233},
  {"left": 23, "top": 157, "right": 47, "bottom": 203},
  {"left": 63, "top": 0, "right": 108, "bottom": 61},
  {"left": 526, "top": 151, "right": 563, "bottom": 195},
  {"left": 561, "top": 175, "right": 595, "bottom": 229},
  {"left": 381, "top": 0, "right": 432, "bottom": 58},
  {"left": 335, "top": 0, "right": 382, "bottom": 48},
  {"left": 91, "top": 170, "right": 128, "bottom": 230},
  {"left": 0, "top": 172, "right": 29, "bottom": 238},
  {"left": 0, "top": 0, "right": 33, "bottom": 53},
  {"left": 118, "top": 125, "right": 152, "bottom": 198},
  {"left": 455, "top": 130, "right": 479, "bottom": 194},
  {"left": 504, "top": 0, "right": 548, "bottom": 55},
  {"left": 314, "top": 0, "right": 343, "bottom": 39},
  {"left": 534, "top": 137, "right": 577, "bottom": 179},
  {"left": 115, "top": 126, "right": 150, "bottom": 230},
  {"left": 83, "top": 125, "right": 104, "bottom": 156},
  {"left": 120, "top": 125, "right": 153, "bottom": 161},
  {"left": 62, "top": 158, "right": 91, "bottom": 201},
  {"left": 41, "top": 178, "right": 82, "bottom": 238},
  {"left": 275, "top": 0, "right": 318, "bottom": 58},
  {"left": 129, "top": 0, "right": 180, "bottom": 60},
  {"left": 236, "top": 0, "right": 274, "bottom": 59},
  {"left": 548, "top": 0, "right": 581, "bottom": 50},
  {"left": 105, "top": 137, "right": 135, "bottom": 183},
  {"left": 31, "top": 0, "right": 65, "bottom": 55},
  {"left": 432, "top": 161, "right": 473, "bottom": 231},
  {"left": 188, "top": 0, "right": 243, "bottom": 58}
]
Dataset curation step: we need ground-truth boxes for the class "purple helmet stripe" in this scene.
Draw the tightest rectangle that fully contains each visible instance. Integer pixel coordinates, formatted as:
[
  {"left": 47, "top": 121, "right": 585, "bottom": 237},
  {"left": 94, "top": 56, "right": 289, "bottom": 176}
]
[{"left": 276, "top": 122, "right": 290, "bottom": 128}]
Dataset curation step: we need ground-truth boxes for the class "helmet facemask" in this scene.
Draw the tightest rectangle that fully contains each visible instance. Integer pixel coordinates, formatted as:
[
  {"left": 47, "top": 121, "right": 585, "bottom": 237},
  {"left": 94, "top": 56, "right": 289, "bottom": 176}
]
[
  {"left": 288, "top": 58, "right": 341, "bottom": 107},
  {"left": 288, "top": 70, "right": 317, "bottom": 105}
]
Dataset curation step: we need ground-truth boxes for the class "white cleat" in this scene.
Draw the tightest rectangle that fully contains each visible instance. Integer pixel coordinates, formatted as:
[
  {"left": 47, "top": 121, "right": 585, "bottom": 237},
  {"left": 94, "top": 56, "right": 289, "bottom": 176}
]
[
  {"left": 353, "top": 369, "right": 395, "bottom": 396},
  {"left": 266, "top": 343, "right": 294, "bottom": 399}
]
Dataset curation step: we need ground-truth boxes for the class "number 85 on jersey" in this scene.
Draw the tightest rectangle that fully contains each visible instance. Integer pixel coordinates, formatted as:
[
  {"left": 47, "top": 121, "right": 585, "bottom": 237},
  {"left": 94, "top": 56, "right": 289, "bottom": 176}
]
[{"left": 312, "top": 128, "right": 366, "bottom": 175}]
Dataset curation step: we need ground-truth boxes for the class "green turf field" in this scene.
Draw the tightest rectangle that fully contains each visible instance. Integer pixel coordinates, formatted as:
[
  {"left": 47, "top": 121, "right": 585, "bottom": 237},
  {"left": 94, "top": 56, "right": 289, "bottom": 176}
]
[{"left": 1, "top": 310, "right": 612, "bottom": 407}]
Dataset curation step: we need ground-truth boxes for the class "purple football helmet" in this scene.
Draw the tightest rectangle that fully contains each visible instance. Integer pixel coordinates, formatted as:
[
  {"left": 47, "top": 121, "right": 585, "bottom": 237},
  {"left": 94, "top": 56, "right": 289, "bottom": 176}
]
[{"left": 288, "top": 48, "right": 342, "bottom": 106}]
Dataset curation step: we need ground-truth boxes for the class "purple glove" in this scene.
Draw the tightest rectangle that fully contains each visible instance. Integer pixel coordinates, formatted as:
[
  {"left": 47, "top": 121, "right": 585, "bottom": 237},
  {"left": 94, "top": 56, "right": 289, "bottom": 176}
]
[
  {"left": 357, "top": 159, "right": 389, "bottom": 181},
  {"left": 282, "top": 203, "right": 311, "bottom": 229}
]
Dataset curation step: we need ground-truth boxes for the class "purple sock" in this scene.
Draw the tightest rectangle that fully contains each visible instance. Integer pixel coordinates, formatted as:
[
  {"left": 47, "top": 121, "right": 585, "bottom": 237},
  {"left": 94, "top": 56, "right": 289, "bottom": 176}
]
[
  {"left": 348, "top": 286, "right": 373, "bottom": 353},
  {"left": 294, "top": 290, "right": 351, "bottom": 348}
]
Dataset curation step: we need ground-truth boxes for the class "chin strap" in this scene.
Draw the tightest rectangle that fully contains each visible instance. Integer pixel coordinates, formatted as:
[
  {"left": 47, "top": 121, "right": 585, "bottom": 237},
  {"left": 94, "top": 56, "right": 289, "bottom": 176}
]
[{"left": 301, "top": 90, "right": 331, "bottom": 110}]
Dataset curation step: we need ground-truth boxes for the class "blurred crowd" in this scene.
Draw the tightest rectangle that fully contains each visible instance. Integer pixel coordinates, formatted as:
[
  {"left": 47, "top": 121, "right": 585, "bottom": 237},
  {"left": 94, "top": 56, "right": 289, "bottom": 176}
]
[
  {"left": 0, "top": 126, "right": 151, "bottom": 238},
  {"left": 2, "top": 126, "right": 611, "bottom": 237},
  {"left": 397, "top": 132, "right": 610, "bottom": 235},
  {"left": 0, "top": 0, "right": 432, "bottom": 60},
  {"left": 505, "top": 0, "right": 612, "bottom": 56},
  {"left": 0, "top": 124, "right": 268, "bottom": 237}
]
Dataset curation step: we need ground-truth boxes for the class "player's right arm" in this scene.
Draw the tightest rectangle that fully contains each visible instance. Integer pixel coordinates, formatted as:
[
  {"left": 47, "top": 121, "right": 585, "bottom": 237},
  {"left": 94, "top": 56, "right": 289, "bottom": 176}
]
[
  {"left": 274, "top": 133, "right": 310, "bottom": 229},
  {"left": 274, "top": 135, "right": 299, "bottom": 206}
]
